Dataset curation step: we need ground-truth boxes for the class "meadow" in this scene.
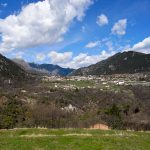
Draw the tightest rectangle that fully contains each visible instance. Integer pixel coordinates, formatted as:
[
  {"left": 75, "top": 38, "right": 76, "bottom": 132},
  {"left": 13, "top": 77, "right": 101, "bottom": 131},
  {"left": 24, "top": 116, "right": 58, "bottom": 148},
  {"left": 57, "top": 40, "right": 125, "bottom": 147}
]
[{"left": 0, "top": 128, "right": 150, "bottom": 150}]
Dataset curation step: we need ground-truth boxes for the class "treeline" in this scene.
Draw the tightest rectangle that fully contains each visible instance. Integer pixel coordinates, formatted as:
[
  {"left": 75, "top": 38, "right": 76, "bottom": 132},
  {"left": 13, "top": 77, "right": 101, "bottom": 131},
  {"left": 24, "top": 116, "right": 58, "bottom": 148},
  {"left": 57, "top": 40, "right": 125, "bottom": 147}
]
[
  {"left": 0, "top": 99, "right": 149, "bottom": 130},
  {"left": 0, "top": 97, "right": 101, "bottom": 129}
]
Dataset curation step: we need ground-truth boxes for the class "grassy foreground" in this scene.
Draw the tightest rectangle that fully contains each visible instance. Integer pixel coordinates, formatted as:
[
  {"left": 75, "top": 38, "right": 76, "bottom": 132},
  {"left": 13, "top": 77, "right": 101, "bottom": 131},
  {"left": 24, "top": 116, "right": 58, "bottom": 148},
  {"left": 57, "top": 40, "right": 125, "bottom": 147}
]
[{"left": 0, "top": 128, "right": 150, "bottom": 150}]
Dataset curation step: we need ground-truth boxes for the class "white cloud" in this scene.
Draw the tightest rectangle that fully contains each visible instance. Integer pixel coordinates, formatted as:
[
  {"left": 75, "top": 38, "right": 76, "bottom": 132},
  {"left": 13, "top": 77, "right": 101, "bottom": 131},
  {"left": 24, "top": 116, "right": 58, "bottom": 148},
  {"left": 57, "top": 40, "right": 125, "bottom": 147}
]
[
  {"left": 48, "top": 51, "right": 73, "bottom": 64},
  {"left": 111, "top": 19, "right": 127, "bottom": 35},
  {"left": 36, "top": 53, "right": 46, "bottom": 61},
  {"left": 85, "top": 41, "right": 100, "bottom": 48},
  {"left": 125, "top": 37, "right": 150, "bottom": 53},
  {"left": 57, "top": 50, "right": 116, "bottom": 69},
  {"left": 0, "top": 0, "right": 93, "bottom": 53},
  {"left": 96, "top": 14, "right": 108, "bottom": 26}
]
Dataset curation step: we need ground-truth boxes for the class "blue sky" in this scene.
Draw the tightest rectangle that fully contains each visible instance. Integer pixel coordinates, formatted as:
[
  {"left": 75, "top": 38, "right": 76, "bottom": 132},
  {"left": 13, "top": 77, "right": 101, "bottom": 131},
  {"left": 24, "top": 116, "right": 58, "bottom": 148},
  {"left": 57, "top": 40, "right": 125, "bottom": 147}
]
[{"left": 0, "top": 0, "right": 150, "bottom": 68}]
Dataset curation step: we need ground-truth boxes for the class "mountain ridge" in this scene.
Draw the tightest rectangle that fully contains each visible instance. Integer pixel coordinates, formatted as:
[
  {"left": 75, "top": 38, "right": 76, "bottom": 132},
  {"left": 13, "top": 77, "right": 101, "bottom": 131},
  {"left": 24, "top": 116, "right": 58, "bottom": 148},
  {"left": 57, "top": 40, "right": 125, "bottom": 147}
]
[
  {"left": 29, "top": 63, "right": 74, "bottom": 76},
  {"left": 12, "top": 58, "right": 74, "bottom": 76},
  {"left": 71, "top": 51, "right": 150, "bottom": 76}
]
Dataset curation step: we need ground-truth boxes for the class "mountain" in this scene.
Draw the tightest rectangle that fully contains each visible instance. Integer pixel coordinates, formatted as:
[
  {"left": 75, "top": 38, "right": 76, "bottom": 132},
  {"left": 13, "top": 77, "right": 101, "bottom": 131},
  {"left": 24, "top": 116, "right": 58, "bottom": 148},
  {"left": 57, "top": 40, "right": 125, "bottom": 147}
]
[
  {"left": 29, "top": 63, "right": 74, "bottom": 76},
  {"left": 13, "top": 59, "right": 74, "bottom": 76},
  {"left": 0, "top": 54, "right": 28, "bottom": 81},
  {"left": 71, "top": 51, "right": 150, "bottom": 76}
]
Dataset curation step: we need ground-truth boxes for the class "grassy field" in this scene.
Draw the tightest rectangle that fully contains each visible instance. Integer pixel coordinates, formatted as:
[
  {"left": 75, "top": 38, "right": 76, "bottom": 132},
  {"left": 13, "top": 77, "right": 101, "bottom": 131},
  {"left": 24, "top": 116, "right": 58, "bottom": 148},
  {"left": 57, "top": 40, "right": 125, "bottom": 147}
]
[{"left": 0, "top": 128, "right": 150, "bottom": 150}]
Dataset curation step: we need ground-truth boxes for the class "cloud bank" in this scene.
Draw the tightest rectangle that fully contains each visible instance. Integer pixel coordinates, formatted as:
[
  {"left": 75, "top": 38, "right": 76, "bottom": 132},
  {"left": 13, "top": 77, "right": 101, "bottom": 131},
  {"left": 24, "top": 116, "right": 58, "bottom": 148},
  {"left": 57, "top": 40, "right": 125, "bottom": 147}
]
[
  {"left": 45, "top": 50, "right": 116, "bottom": 69},
  {"left": 125, "top": 37, "right": 150, "bottom": 54},
  {"left": 0, "top": 0, "right": 93, "bottom": 53}
]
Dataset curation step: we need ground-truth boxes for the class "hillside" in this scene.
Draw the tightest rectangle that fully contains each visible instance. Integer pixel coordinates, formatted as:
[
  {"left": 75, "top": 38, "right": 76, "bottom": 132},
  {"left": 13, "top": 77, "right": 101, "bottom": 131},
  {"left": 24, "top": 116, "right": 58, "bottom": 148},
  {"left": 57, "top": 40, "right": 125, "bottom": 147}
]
[
  {"left": 0, "top": 54, "right": 28, "bottom": 81},
  {"left": 71, "top": 51, "right": 150, "bottom": 76}
]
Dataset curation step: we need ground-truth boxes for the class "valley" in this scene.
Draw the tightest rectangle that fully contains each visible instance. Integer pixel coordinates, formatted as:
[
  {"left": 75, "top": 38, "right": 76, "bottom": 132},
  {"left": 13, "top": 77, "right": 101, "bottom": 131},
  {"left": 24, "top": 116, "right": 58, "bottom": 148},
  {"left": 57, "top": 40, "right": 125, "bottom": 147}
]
[
  {"left": 0, "top": 52, "right": 150, "bottom": 135},
  {"left": 0, "top": 71, "right": 150, "bottom": 130}
]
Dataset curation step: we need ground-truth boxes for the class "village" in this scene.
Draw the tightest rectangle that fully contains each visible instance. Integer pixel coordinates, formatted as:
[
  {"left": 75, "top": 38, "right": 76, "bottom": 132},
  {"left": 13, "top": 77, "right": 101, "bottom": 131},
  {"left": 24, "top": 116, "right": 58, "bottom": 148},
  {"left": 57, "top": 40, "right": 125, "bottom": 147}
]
[{"left": 41, "top": 73, "right": 150, "bottom": 90}]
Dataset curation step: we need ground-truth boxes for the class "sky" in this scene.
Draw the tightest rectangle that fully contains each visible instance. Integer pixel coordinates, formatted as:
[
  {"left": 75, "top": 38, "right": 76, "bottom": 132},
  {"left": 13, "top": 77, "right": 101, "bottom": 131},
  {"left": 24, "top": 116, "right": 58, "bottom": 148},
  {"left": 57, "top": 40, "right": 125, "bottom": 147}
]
[{"left": 0, "top": 0, "right": 150, "bottom": 69}]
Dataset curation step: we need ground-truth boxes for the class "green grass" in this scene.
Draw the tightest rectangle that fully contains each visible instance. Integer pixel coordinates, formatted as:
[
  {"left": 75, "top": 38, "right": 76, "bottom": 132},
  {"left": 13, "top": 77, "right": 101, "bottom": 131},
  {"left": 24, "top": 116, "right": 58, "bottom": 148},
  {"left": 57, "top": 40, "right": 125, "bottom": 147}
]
[
  {"left": 42, "top": 80, "right": 95, "bottom": 88},
  {"left": 0, "top": 128, "right": 150, "bottom": 150},
  {"left": 64, "top": 80, "right": 94, "bottom": 87}
]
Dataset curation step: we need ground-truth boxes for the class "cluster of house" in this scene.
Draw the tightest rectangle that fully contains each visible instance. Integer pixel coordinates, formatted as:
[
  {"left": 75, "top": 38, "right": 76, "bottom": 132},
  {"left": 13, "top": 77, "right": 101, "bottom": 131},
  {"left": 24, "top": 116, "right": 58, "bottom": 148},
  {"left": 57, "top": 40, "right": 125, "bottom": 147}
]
[
  {"left": 42, "top": 73, "right": 149, "bottom": 81},
  {"left": 42, "top": 73, "right": 150, "bottom": 90}
]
